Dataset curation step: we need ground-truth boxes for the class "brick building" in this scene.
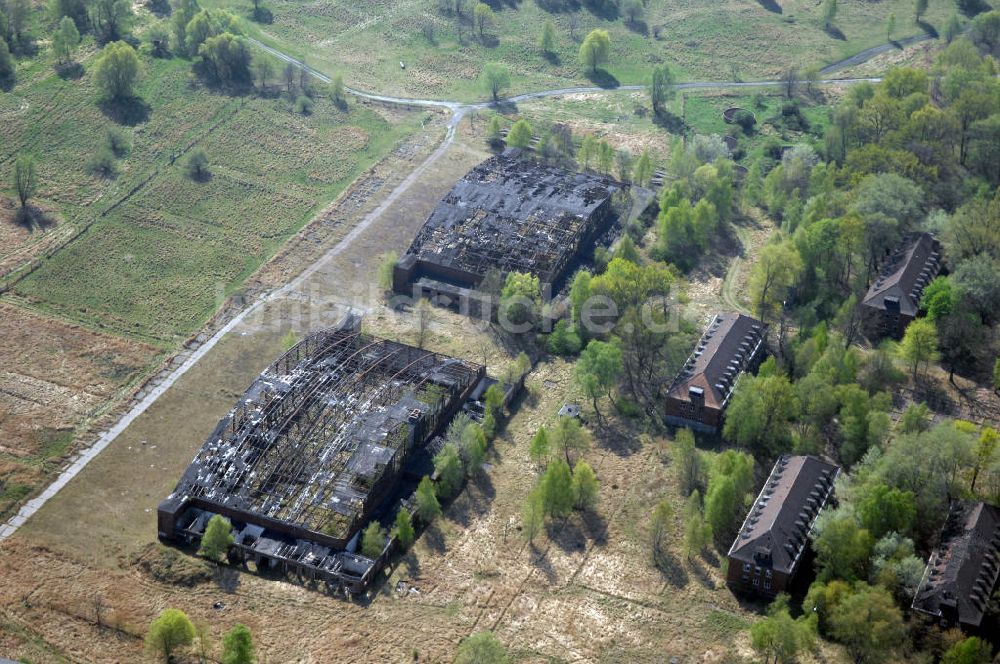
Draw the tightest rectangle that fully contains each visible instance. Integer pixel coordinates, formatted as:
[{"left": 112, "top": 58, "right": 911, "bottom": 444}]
[
  {"left": 726, "top": 455, "right": 840, "bottom": 598},
  {"left": 664, "top": 312, "right": 767, "bottom": 433},
  {"left": 861, "top": 232, "right": 942, "bottom": 339}
]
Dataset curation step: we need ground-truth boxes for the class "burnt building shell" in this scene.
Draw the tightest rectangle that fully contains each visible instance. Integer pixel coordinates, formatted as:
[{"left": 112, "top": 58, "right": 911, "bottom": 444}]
[
  {"left": 157, "top": 316, "right": 484, "bottom": 593},
  {"left": 726, "top": 455, "right": 840, "bottom": 598},
  {"left": 392, "top": 149, "right": 619, "bottom": 303},
  {"left": 912, "top": 501, "right": 1000, "bottom": 629},
  {"left": 862, "top": 232, "right": 942, "bottom": 339},
  {"left": 664, "top": 312, "right": 767, "bottom": 433}
]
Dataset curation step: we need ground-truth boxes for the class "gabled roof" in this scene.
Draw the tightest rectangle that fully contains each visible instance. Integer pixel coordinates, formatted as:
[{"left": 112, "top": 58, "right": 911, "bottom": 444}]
[
  {"left": 667, "top": 312, "right": 767, "bottom": 411},
  {"left": 862, "top": 232, "right": 942, "bottom": 317},
  {"left": 728, "top": 455, "right": 840, "bottom": 575},
  {"left": 912, "top": 501, "right": 1000, "bottom": 627}
]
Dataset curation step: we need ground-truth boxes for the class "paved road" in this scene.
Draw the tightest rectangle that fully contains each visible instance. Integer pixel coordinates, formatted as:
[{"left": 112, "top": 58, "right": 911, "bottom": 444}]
[{"left": 0, "top": 33, "right": 915, "bottom": 542}]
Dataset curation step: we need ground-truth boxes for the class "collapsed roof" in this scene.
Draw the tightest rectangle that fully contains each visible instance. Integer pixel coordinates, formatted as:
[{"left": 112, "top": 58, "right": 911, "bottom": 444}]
[
  {"left": 912, "top": 501, "right": 1000, "bottom": 628},
  {"left": 399, "top": 149, "right": 619, "bottom": 289}
]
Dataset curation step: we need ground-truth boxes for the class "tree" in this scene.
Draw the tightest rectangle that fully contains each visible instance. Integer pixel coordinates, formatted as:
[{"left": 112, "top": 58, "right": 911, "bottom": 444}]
[
  {"left": 551, "top": 415, "right": 590, "bottom": 466},
  {"left": 675, "top": 428, "right": 703, "bottom": 496},
  {"left": 896, "top": 318, "right": 938, "bottom": 380},
  {"left": 393, "top": 507, "right": 415, "bottom": 549},
  {"left": 683, "top": 490, "right": 711, "bottom": 559},
  {"left": 414, "top": 297, "right": 432, "bottom": 349},
  {"left": 945, "top": 13, "right": 963, "bottom": 43},
  {"left": 575, "top": 340, "right": 623, "bottom": 424},
  {"left": 886, "top": 12, "right": 896, "bottom": 41},
  {"left": 12, "top": 154, "right": 36, "bottom": 210},
  {"left": 415, "top": 475, "right": 441, "bottom": 522},
  {"left": 172, "top": 0, "right": 200, "bottom": 55},
  {"left": 650, "top": 497, "right": 673, "bottom": 568},
  {"left": 813, "top": 514, "right": 874, "bottom": 581},
  {"left": 0, "top": 37, "right": 14, "bottom": 89},
  {"left": 49, "top": 0, "right": 90, "bottom": 32},
  {"left": 633, "top": 148, "right": 653, "bottom": 186},
  {"left": 615, "top": 149, "right": 633, "bottom": 183},
  {"left": 857, "top": 484, "right": 916, "bottom": 539},
  {"left": 822, "top": 0, "right": 837, "bottom": 29},
  {"left": 723, "top": 374, "right": 799, "bottom": 456},
  {"left": 942, "top": 637, "right": 993, "bottom": 664},
  {"left": 485, "top": 114, "right": 503, "bottom": 147},
  {"left": 539, "top": 19, "right": 555, "bottom": 54},
  {"left": 94, "top": 41, "right": 140, "bottom": 101},
  {"left": 751, "top": 595, "right": 817, "bottom": 664},
  {"left": 529, "top": 426, "right": 550, "bottom": 467},
  {"left": 221, "top": 624, "right": 256, "bottom": 664},
  {"left": 185, "top": 8, "right": 241, "bottom": 56},
  {"left": 571, "top": 460, "right": 599, "bottom": 511},
  {"left": 330, "top": 74, "right": 346, "bottom": 107},
  {"left": 479, "top": 62, "right": 510, "bottom": 101},
  {"left": 360, "top": 521, "right": 387, "bottom": 559},
  {"left": 91, "top": 0, "right": 133, "bottom": 43},
  {"left": 473, "top": 2, "right": 494, "bottom": 38},
  {"left": 704, "top": 475, "right": 738, "bottom": 546},
  {"left": 185, "top": 148, "right": 211, "bottom": 180},
  {"left": 914, "top": 0, "right": 928, "bottom": 22},
  {"left": 433, "top": 444, "right": 464, "bottom": 498},
  {"left": 578, "top": 28, "right": 610, "bottom": 74},
  {"left": 52, "top": 16, "right": 80, "bottom": 64},
  {"left": 749, "top": 241, "right": 803, "bottom": 321},
  {"left": 649, "top": 64, "right": 675, "bottom": 115},
  {"left": 539, "top": 459, "right": 574, "bottom": 518},
  {"left": 828, "top": 584, "right": 906, "bottom": 663},
  {"left": 199, "top": 32, "right": 252, "bottom": 85},
  {"left": 971, "top": 426, "right": 998, "bottom": 493},
  {"left": 455, "top": 631, "right": 506, "bottom": 664},
  {"left": 522, "top": 489, "right": 544, "bottom": 543},
  {"left": 146, "top": 608, "right": 197, "bottom": 662},
  {"left": 199, "top": 514, "right": 234, "bottom": 562},
  {"left": 506, "top": 119, "right": 533, "bottom": 148},
  {"left": 499, "top": 271, "right": 541, "bottom": 329}
]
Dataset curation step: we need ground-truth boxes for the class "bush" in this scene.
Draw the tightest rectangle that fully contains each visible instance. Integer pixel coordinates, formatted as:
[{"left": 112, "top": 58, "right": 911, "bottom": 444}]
[
  {"left": 87, "top": 147, "right": 120, "bottom": 178},
  {"left": 734, "top": 109, "right": 756, "bottom": 133},
  {"left": 185, "top": 148, "right": 210, "bottom": 180},
  {"left": 106, "top": 127, "right": 131, "bottom": 157},
  {"left": 294, "top": 94, "right": 313, "bottom": 115}
]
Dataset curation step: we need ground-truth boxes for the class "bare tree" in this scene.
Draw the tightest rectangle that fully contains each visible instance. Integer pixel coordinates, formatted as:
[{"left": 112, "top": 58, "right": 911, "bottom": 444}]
[
  {"left": 415, "top": 298, "right": 433, "bottom": 349},
  {"left": 93, "top": 594, "right": 107, "bottom": 629},
  {"left": 782, "top": 67, "right": 798, "bottom": 99},
  {"left": 568, "top": 13, "right": 580, "bottom": 40},
  {"left": 283, "top": 62, "right": 296, "bottom": 94}
]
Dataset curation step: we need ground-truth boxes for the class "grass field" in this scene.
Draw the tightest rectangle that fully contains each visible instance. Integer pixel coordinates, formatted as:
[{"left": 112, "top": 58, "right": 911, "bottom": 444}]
[
  {"left": 483, "top": 86, "right": 832, "bottom": 176},
  {"left": 2, "top": 53, "right": 427, "bottom": 344},
  {"left": 204, "top": 0, "right": 971, "bottom": 101}
]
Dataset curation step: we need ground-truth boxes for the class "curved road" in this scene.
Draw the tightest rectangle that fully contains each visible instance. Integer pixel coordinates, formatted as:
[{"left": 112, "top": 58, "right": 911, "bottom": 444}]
[{"left": 0, "top": 35, "right": 911, "bottom": 542}]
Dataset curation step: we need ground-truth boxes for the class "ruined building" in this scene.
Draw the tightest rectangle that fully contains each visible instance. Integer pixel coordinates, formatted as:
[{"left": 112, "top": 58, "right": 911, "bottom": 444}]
[
  {"left": 862, "top": 232, "right": 942, "bottom": 339},
  {"left": 726, "top": 455, "right": 840, "bottom": 598},
  {"left": 157, "top": 316, "right": 485, "bottom": 594},
  {"left": 912, "top": 501, "right": 1000, "bottom": 629},
  {"left": 392, "top": 149, "right": 619, "bottom": 314},
  {"left": 664, "top": 312, "right": 767, "bottom": 433}
]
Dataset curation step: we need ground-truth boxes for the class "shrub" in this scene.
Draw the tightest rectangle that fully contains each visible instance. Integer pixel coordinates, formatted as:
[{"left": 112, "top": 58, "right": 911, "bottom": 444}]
[
  {"left": 295, "top": 94, "right": 313, "bottom": 115},
  {"left": 87, "top": 147, "right": 120, "bottom": 178},
  {"left": 185, "top": 148, "right": 210, "bottom": 180}
]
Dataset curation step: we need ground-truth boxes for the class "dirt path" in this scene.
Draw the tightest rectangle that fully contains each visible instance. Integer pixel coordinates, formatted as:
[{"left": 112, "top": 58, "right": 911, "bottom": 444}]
[{"left": 0, "top": 30, "right": 912, "bottom": 542}]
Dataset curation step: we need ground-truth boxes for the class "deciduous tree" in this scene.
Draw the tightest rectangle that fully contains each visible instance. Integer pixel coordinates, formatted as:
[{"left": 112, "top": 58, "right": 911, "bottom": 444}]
[
  {"left": 199, "top": 514, "right": 234, "bottom": 562},
  {"left": 221, "top": 624, "right": 256, "bottom": 664},
  {"left": 94, "top": 40, "right": 141, "bottom": 100},
  {"left": 540, "top": 458, "right": 574, "bottom": 518},
  {"left": 393, "top": 507, "right": 415, "bottom": 549},
  {"left": 360, "top": 522, "right": 387, "bottom": 558},
  {"left": 506, "top": 119, "right": 533, "bottom": 148},
  {"left": 571, "top": 460, "right": 599, "bottom": 511},
  {"left": 479, "top": 62, "right": 510, "bottom": 101},
  {"left": 896, "top": 318, "right": 939, "bottom": 380},
  {"left": 649, "top": 64, "right": 675, "bottom": 115},
  {"left": 539, "top": 18, "right": 555, "bottom": 53},
  {"left": 578, "top": 28, "right": 610, "bottom": 74},
  {"left": 52, "top": 16, "right": 80, "bottom": 64},
  {"left": 146, "top": 608, "right": 196, "bottom": 663},
  {"left": 13, "top": 154, "right": 36, "bottom": 210},
  {"left": 415, "top": 475, "right": 441, "bottom": 522},
  {"left": 473, "top": 2, "right": 494, "bottom": 38}
]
